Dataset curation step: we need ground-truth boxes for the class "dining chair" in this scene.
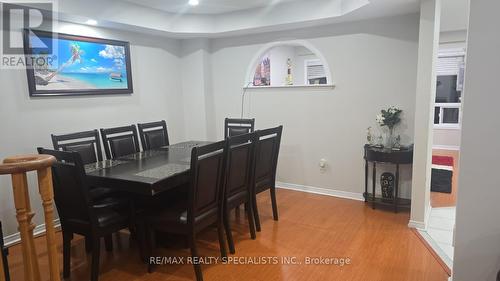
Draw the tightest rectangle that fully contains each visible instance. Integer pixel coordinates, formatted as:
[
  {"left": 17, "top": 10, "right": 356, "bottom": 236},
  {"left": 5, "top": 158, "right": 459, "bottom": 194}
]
[
  {"left": 142, "top": 140, "right": 228, "bottom": 281},
  {"left": 52, "top": 130, "right": 104, "bottom": 165},
  {"left": 51, "top": 130, "right": 116, "bottom": 199},
  {"left": 0, "top": 221, "right": 10, "bottom": 281},
  {"left": 52, "top": 130, "right": 129, "bottom": 251},
  {"left": 100, "top": 125, "right": 140, "bottom": 159},
  {"left": 222, "top": 132, "right": 258, "bottom": 254},
  {"left": 137, "top": 120, "right": 169, "bottom": 150},
  {"left": 38, "top": 148, "right": 131, "bottom": 281},
  {"left": 224, "top": 118, "right": 255, "bottom": 139},
  {"left": 251, "top": 126, "right": 283, "bottom": 232}
]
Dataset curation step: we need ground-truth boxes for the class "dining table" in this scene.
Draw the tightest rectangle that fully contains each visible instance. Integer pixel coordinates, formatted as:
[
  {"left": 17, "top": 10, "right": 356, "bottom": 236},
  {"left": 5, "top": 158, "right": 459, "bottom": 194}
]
[{"left": 85, "top": 141, "right": 211, "bottom": 196}]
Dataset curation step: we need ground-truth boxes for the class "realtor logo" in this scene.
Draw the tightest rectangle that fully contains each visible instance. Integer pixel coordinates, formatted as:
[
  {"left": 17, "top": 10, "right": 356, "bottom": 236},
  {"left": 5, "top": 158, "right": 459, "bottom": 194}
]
[{"left": 1, "top": 1, "right": 56, "bottom": 68}]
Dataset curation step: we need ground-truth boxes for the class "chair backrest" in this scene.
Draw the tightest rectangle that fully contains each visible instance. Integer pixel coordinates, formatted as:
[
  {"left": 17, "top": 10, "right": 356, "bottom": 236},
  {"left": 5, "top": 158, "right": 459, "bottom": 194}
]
[
  {"left": 188, "top": 140, "right": 227, "bottom": 225},
  {"left": 137, "top": 120, "right": 169, "bottom": 150},
  {"left": 51, "top": 130, "right": 103, "bottom": 165},
  {"left": 225, "top": 132, "right": 256, "bottom": 198},
  {"left": 100, "top": 125, "right": 140, "bottom": 159},
  {"left": 224, "top": 118, "right": 255, "bottom": 139},
  {"left": 253, "top": 126, "right": 283, "bottom": 189},
  {"left": 37, "top": 148, "right": 94, "bottom": 226}
]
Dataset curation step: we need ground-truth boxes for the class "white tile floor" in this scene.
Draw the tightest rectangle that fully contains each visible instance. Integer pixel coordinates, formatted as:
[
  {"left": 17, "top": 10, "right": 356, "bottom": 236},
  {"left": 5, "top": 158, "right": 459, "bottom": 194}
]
[{"left": 418, "top": 206, "right": 455, "bottom": 268}]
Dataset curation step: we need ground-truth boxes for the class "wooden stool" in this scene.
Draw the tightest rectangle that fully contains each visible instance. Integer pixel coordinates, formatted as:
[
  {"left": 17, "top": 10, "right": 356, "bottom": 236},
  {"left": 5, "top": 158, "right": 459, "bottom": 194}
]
[{"left": 0, "top": 155, "right": 61, "bottom": 281}]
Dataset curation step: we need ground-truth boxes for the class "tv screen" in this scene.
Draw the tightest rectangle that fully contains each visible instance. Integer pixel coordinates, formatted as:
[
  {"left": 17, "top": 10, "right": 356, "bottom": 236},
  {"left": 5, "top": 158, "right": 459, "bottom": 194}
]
[{"left": 23, "top": 30, "right": 133, "bottom": 97}]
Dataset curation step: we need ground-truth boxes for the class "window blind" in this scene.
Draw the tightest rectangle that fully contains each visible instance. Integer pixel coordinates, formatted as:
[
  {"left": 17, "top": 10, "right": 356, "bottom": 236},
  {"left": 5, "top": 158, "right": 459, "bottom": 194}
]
[
  {"left": 307, "top": 64, "right": 325, "bottom": 79},
  {"left": 436, "top": 56, "right": 464, "bottom": 76}
]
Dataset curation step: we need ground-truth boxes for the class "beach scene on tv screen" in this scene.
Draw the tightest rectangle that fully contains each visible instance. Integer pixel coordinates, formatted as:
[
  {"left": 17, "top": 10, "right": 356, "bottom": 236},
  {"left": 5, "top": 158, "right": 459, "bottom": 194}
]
[{"left": 31, "top": 34, "right": 129, "bottom": 91}]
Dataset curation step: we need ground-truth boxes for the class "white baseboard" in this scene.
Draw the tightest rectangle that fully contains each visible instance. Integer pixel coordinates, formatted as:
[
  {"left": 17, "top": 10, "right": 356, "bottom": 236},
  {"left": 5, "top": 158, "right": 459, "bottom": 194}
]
[
  {"left": 432, "top": 145, "right": 460, "bottom": 151},
  {"left": 3, "top": 219, "right": 61, "bottom": 247},
  {"left": 276, "top": 182, "right": 365, "bottom": 201},
  {"left": 417, "top": 228, "right": 453, "bottom": 269},
  {"left": 408, "top": 203, "right": 431, "bottom": 230},
  {"left": 408, "top": 220, "right": 426, "bottom": 230}
]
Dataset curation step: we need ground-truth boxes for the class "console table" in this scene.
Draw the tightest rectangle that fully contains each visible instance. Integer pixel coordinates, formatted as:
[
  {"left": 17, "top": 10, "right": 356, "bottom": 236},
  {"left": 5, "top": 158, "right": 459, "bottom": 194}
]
[{"left": 364, "top": 144, "right": 413, "bottom": 212}]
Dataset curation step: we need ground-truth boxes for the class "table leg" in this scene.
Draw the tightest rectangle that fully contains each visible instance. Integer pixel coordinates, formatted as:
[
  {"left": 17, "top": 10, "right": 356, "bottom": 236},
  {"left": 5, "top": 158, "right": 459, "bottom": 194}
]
[
  {"left": 394, "top": 164, "right": 400, "bottom": 213},
  {"left": 372, "top": 162, "right": 376, "bottom": 209},
  {"left": 364, "top": 160, "right": 368, "bottom": 202}
]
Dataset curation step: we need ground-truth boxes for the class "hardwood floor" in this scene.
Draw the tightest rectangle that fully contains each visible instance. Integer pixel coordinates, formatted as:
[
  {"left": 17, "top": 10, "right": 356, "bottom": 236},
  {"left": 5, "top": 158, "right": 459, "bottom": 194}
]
[
  {"left": 431, "top": 149, "right": 460, "bottom": 208},
  {"left": 6, "top": 189, "right": 448, "bottom": 281}
]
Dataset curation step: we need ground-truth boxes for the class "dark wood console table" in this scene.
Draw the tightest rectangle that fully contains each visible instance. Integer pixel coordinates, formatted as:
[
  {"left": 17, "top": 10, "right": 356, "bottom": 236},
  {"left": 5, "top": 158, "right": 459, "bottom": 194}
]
[{"left": 364, "top": 144, "right": 413, "bottom": 212}]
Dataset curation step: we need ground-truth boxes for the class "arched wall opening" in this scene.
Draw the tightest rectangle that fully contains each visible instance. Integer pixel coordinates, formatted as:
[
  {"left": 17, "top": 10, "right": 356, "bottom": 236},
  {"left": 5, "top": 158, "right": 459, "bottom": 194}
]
[{"left": 244, "top": 40, "right": 333, "bottom": 88}]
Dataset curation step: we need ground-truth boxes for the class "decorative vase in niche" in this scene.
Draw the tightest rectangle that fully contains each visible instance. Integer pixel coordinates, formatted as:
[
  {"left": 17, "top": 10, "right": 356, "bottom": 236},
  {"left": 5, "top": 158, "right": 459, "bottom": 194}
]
[
  {"left": 385, "top": 126, "right": 395, "bottom": 149},
  {"left": 381, "top": 172, "right": 395, "bottom": 200}
]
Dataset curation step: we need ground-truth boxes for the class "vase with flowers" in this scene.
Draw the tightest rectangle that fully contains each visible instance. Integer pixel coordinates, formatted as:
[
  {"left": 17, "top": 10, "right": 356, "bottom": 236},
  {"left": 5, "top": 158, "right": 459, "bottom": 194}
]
[{"left": 376, "top": 106, "right": 402, "bottom": 149}]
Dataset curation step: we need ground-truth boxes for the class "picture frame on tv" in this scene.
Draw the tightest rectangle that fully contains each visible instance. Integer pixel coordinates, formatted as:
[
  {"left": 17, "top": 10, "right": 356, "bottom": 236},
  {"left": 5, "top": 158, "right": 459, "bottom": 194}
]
[{"left": 23, "top": 29, "right": 133, "bottom": 97}]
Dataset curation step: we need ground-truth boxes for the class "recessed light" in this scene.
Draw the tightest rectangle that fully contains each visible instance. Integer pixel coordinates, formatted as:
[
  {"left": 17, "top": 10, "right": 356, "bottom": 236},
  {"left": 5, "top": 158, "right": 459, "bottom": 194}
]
[
  {"left": 85, "top": 19, "right": 98, "bottom": 25},
  {"left": 188, "top": 0, "right": 199, "bottom": 6}
]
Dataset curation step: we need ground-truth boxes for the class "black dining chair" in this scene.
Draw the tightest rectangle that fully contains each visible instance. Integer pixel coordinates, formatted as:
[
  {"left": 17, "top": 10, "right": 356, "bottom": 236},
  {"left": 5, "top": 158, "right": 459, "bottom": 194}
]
[
  {"left": 223, "top": 132, "right": 257, "bottom": 254},
  {"left": 251, "top": 126, "right": 283, "bottom": 232},
  {"left": 138, "top": 120, "right": 170, "bottom": 150},
  {"left": 51, "top": 130, "right": 116, "bottom": 200},
  {"left": 0, "top": 221, "right": 10, "bottom": 281},
  {"left": 52, "top": 130, "right": 104, "bottom": 165},
  {"left": 100, "top": 125, "right": 140, "bottom": 159},
  {"left": 38, "top": 148, "right": 131, "bottom": 281},
  {"left": 52, "top": 130, "right": 129, "bottom": 251},
  {"left": 224, "top": 118, "right": 255, "bottom": 139},
  {"left": 142, "top": 140, "right": 228, "bottom": 281}
]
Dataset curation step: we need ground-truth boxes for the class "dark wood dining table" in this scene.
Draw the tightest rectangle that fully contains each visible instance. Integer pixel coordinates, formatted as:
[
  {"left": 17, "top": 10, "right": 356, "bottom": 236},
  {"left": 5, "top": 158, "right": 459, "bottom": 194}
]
[{"left": 85, "top": 141, "right": 211, "bottom": 196}]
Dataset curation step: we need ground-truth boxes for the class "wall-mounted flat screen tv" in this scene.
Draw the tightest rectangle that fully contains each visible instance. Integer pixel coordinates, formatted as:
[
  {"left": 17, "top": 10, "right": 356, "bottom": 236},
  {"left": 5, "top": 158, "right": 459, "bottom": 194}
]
[{"left": 23, "top": 30, "right": 133, "bottom": 97}]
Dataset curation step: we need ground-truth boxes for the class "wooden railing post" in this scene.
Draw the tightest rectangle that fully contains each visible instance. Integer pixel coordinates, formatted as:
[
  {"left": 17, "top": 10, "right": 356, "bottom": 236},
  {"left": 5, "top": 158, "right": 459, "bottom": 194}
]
[
  {"left": 0, "top": 245, "right": 4, "bottom": 281},
  {"left": 0, "top": 221, "right": 8, "bottom": 281},
  {"left": 36, "top": 168, "right": 60, "bottom": 281},
  {"left": 0, "top": 155, "right": 61, "bottom": 281}
]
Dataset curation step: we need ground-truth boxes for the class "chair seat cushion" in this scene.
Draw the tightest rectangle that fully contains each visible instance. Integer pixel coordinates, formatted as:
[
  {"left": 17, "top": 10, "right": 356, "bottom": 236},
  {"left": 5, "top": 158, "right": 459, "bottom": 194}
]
[
  {"left": 144, "top": 199, "right": 218, "bottom": 230},
  {"left": 89, "top": 186, "right": 116, "bottom": 200},
  {"left": 145, "top": 200, "right": 189, "bottom": 225},
  {"left": 255, "top": 178, "right": 273, "bottom": 193},
  {"left": 92, "top": 196, "right": 129, "bottom": 210},
  {"left": 94, "top": 208, "right": 129, "bottom": 228},
  {"left": 227, "top": 191, "right": 248, "bottom": 209}
]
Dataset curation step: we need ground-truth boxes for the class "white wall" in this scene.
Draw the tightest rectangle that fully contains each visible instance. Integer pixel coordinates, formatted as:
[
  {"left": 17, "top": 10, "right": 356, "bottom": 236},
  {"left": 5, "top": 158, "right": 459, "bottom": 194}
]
[
  {"left": 0, "top": 22, "right": 184, "bottom": 235},
  {"left": 433, "top": 128, "right": 461, "bottom": 148},
  {"left": 453, "top": 0, "right": 500, "bottom": 279},
  {"left": 209, "top": 14, "right": 419, "bottom": 198},
  {"left": 294, "top": 46, "right": 318, "bottom": 85},
  {"left": 409, "top": 0, "right": 441, "bottom": 228},
  {"left": 180, "top": 39, "right": 213, "bottom": 140},
  {"left": 268, "top": 46, "right": 295, "bottom": 86}
]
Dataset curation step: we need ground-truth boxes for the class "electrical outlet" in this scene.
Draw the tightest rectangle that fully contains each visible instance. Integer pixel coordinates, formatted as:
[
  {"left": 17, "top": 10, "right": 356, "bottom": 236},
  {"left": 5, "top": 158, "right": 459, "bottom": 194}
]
[{"left": 319, "top": 158, "right": 327, "bottom": 171}]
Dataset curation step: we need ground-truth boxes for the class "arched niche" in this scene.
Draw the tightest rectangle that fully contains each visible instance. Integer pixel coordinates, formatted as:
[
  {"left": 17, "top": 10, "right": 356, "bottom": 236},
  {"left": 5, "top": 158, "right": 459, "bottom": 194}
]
[{"left": 245, "top": 40, "right": 333, "bottom": 88}]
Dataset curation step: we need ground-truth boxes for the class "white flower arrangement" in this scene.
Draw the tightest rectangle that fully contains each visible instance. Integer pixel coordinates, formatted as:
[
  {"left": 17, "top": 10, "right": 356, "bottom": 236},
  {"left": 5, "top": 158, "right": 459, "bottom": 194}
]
[
  {"left": 375, "top": 114, "right": 385, "bottom": 126},
  {"left": 376, "top": 106, "right": 402, "bottom": 129}
]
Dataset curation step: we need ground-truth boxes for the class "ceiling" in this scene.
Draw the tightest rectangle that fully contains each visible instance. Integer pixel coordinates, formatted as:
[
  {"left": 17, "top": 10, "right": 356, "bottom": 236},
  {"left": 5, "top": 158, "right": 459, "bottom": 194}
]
[
  {"left": 118, "top": 0, "right": 303, "bottom": 15},
  {"left": 9, "top": 0, "right": 469, "bottom": 38}
]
